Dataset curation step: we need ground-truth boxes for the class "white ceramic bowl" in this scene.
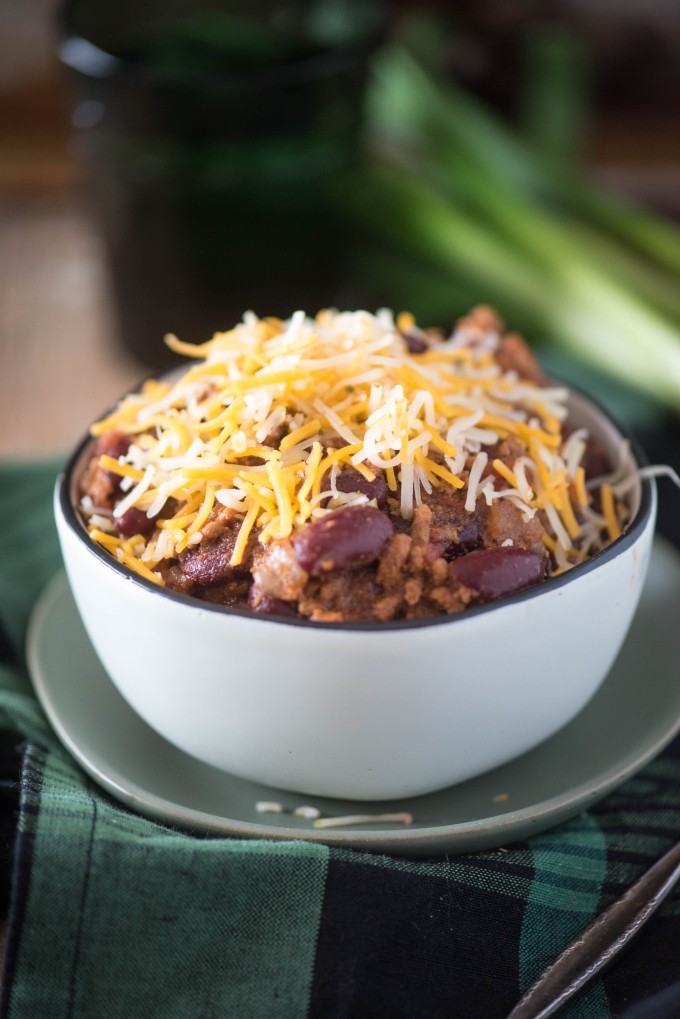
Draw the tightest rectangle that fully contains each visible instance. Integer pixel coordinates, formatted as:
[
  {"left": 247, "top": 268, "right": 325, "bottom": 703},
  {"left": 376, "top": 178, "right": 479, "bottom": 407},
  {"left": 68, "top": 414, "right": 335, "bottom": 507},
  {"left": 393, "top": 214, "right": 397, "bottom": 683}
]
[{"left": 55, "top": 388, "right": 656, "bottom": 801}]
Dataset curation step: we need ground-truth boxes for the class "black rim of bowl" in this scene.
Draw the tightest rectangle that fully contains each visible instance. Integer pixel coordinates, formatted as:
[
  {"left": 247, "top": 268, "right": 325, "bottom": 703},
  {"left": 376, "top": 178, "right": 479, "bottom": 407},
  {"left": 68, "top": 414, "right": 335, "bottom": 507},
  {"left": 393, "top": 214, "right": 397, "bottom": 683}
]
[{"left": 58, "top": 380, "right": 655, "bottom": 632}]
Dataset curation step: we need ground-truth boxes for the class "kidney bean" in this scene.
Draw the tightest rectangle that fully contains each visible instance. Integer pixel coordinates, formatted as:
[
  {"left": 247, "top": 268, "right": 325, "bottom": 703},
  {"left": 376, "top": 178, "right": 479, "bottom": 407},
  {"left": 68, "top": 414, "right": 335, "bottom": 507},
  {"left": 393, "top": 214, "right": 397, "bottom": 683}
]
[
  {"left": 443, "top": 518, "right": 481, "bottom": 560},
  {"left": 560, "top": 426, "right": 611, "bottom": 486},
  {"left": 582, "top": 439, "right": 611, "bottom": 482},
  {"left": 450, "top": 546, "right": 547, "bottom": 603},
  {"left": 248, "top": 587, "right": 298, "bottom": 618},
  {"left": 99, "top": 431, "right": 131, "bottom": 459},
  {"left": 292, "top": 505, "right": 395, "bottom": 576},
  {"left": 114, "top": 497, "right": 180, "bottom": 538},
  {"left": 98, "top": 432, "right": 132, "bottom": 487},
  {"left": 115, "top": 506, "right": 156, "bottom": 536},
  {"left": 180, "top": 535, "right": 245, "bottom": 586},
  {"left": 157, "top": 497, "right": 179, "bottom": 520},
  {"left": 401, "top": 329, "right": 428, "bottom": 354},
  {"left": 575, "top": 438, "right": 611, "bottom": 513},
  {"left": 333, "top": 469, "right": 389, "bottom": 509}
]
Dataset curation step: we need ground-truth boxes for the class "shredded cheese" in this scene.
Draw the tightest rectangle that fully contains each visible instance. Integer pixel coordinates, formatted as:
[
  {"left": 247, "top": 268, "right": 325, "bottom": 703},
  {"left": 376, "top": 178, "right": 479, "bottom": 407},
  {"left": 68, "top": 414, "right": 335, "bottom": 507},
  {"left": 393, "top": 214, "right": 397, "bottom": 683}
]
[
  {"left": 601, "top": 483, "right": 622, "bottom": 542},
  {"left": 80, "top": 308, "right": 630, "bottom": 582}
]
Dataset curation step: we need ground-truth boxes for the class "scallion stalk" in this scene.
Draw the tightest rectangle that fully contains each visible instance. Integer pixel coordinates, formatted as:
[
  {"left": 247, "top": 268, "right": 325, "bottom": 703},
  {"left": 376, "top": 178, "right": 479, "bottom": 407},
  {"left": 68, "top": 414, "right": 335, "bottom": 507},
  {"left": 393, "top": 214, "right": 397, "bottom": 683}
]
[{"left": 354, "top": 34, "right": 680, "bottom": 413}]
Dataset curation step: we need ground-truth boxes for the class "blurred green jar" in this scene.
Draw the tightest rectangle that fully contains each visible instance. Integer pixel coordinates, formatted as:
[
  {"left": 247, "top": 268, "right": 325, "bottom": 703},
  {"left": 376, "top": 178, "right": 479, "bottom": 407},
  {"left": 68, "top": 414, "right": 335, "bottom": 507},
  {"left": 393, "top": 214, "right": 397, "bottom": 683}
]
[{"left": 59, "top": 0, "right": 388, "bottom": 366}]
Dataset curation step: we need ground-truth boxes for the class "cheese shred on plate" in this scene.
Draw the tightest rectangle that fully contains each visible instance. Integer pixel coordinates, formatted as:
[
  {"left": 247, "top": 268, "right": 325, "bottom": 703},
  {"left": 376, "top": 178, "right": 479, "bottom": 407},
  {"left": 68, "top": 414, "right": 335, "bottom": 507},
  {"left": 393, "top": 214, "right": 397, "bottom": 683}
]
[{"left": 81, "top": 307, "right": 630, "bottom": 586}]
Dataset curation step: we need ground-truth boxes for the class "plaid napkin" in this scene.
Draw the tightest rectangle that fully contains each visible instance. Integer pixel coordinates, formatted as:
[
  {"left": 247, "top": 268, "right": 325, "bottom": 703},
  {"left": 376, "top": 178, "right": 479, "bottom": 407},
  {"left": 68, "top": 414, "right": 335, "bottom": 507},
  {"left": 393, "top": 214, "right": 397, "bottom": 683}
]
[{"left": 1, "top": 459, "right": 680, "bottom": 1019}]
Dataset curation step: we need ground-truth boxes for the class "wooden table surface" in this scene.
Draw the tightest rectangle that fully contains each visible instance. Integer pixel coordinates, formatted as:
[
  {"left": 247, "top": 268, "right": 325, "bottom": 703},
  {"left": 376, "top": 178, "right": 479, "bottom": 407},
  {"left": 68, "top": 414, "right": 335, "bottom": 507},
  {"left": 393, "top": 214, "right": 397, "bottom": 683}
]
[
  {"left": 0, "top": 72, "right": 146, "bottom": 461},
  {"left": 0, "top": 189, "right": 144, "bottom": 461}
]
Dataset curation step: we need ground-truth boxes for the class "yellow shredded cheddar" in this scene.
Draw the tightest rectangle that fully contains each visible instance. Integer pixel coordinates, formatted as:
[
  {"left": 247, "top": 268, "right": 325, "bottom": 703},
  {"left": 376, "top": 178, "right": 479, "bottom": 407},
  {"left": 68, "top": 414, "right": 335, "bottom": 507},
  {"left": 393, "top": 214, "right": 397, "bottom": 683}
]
[
  {"left": 601, "top": 483, "right": 622, "bottom": 541},
  {"left": 574, "top": 466, "right": 588, "bottom": 508},
  {"left": 78, "top": 308, "right": 630, "bottom": 586},
  {"left": 98, "top": 456, "right": 145, "bottom": 482},
  {"left": 492, "top": 459, "right": 519, "bottom": 490},
  {"left": 229, "top": 501, "right": 260, "bottom": 567}
]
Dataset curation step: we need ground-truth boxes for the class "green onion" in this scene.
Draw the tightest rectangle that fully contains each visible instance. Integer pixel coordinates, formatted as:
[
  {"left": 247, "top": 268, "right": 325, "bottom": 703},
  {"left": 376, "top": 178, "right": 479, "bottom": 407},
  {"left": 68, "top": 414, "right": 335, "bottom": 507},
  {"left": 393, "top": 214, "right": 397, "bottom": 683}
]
[{"left": 352, "top": 32, "right": 680, "bottom": 413}]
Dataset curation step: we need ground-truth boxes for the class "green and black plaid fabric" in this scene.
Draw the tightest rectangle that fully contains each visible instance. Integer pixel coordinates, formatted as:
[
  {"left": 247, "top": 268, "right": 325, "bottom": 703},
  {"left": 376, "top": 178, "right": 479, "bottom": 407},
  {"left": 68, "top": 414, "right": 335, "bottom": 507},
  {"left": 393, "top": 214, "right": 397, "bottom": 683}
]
[{"left": 1, "top": 460, "right": 680, "bottom": 1019}]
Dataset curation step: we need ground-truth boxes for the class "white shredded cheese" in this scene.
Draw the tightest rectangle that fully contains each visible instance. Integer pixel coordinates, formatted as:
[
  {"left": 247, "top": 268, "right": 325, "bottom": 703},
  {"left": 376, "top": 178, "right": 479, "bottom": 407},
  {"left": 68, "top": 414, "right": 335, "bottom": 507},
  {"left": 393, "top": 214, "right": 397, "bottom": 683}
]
[
  {"left": 81, "top": 307, "right": 632, "bottom": 582},
  {"left": 465, "top": 452, "right": 488, "bottom": 512}
]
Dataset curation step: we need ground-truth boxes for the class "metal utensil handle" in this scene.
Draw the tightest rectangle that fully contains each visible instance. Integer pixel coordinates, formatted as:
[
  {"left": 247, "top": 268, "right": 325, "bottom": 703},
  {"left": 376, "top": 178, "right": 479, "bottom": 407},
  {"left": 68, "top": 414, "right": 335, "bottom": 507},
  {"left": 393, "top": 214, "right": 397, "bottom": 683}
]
[{"left": 507, "top": 838, "right": 680, "bottom": 1019}]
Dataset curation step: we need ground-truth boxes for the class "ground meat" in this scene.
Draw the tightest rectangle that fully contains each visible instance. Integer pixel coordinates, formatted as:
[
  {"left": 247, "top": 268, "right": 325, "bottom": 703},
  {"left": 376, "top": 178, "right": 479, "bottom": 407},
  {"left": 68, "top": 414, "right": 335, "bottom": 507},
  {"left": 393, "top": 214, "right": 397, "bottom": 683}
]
[
  {"left": 484, "top": 501, "right": 547, "bottom": 554},
  {"left": 456, "top": 305, "right": 503, "bottom": 338},
  {"left": 428, "top": 584, "right": 473, "bottom": 615},
  {"left": 167, "top": 505, "right": 259, "bottom": 601},
  {"left": 487, "top": 436, "right": 528, "bottom": 474},
  {"left": 495, "top": 332, "right": 545, "bottom": 385},
  {"left": 418, "top": 486, "right": 484, "bottom": 561},
  {"left": 200, "top": 505, "right": 240, "bottom": 542},
  {"left": 154, "top": 560, "right": 195, "bottom": 594},
  {"left": 376, "top": 533, "right": 412, "bottom": 588},
  {"left": 180, "top": 535, "right": 244, "bottom": 586},
  {"left": 451, "top": 307, "right": 544, "bottom": 385},
  {"left": 199, "top": 579, "right": 252, "bottom": 609},
  {"left": 298, "top": 568, "right": 386, "bottom": 623},
  {"left": 79, "top": 431, "right": 131, "bottom": 509},
  {"left": 251, "top": 540, "right": 309, "bottom": 602}
]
